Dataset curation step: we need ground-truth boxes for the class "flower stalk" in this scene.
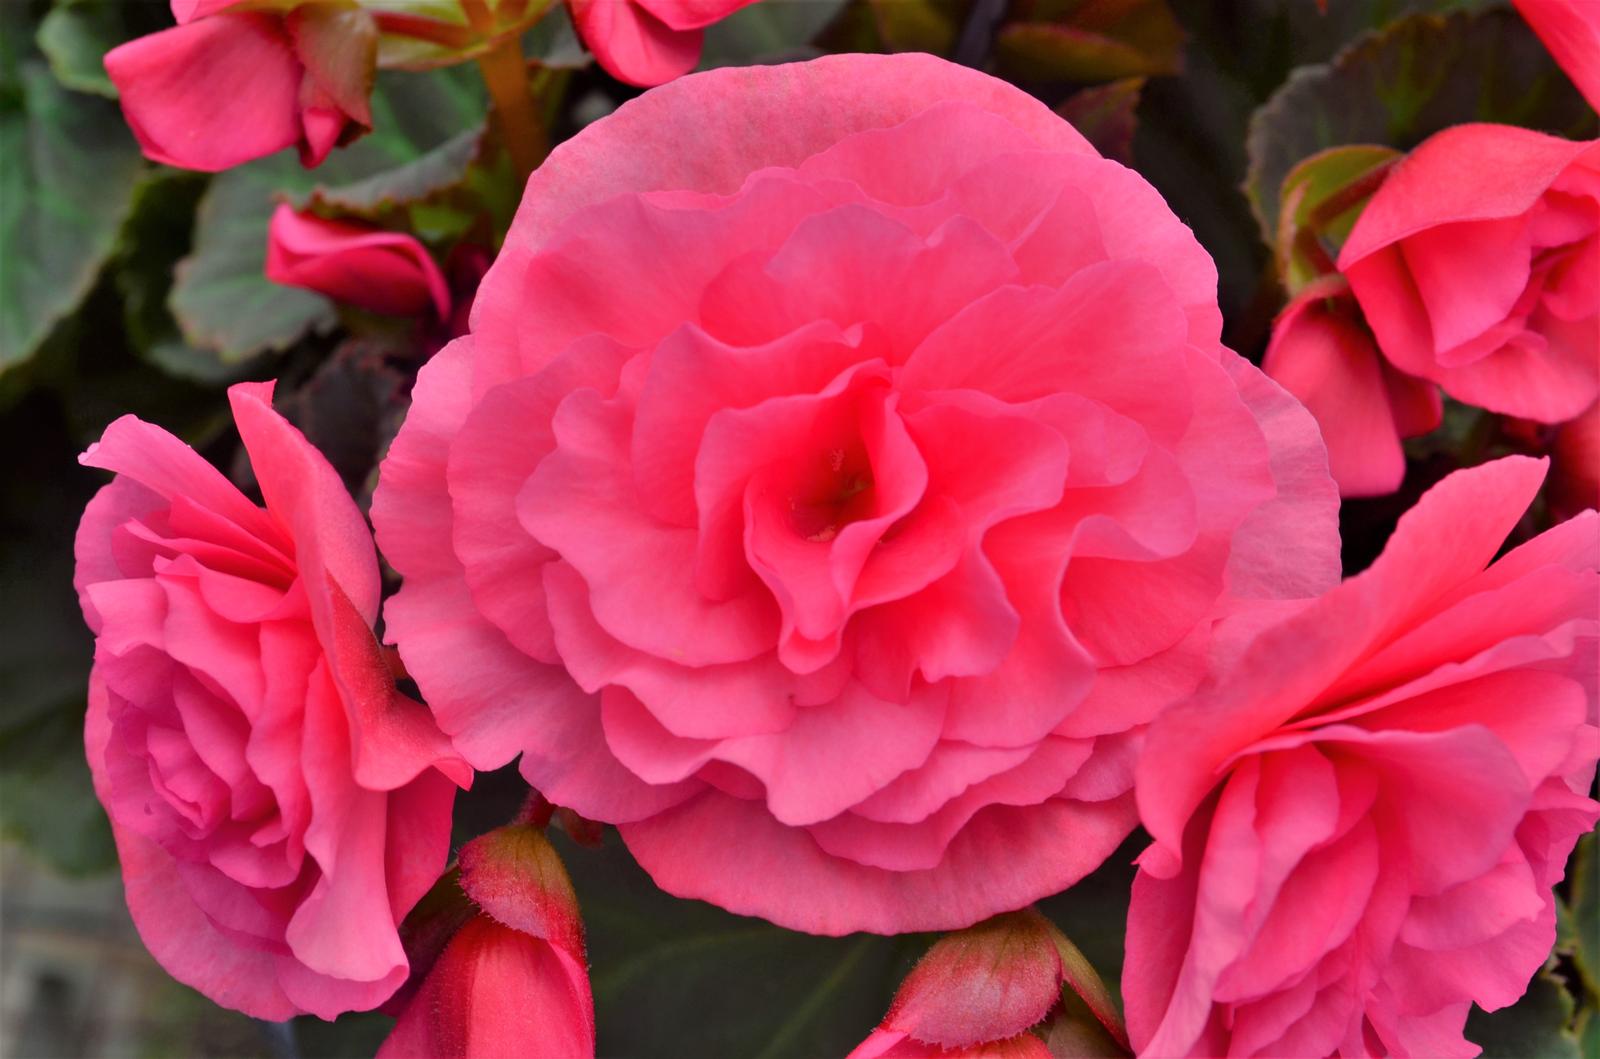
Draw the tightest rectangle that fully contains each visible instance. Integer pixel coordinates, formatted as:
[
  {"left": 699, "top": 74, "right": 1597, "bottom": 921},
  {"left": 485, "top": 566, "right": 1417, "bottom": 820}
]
[{"left": 464, "top": 0, "right": 547, "bottom": 182}]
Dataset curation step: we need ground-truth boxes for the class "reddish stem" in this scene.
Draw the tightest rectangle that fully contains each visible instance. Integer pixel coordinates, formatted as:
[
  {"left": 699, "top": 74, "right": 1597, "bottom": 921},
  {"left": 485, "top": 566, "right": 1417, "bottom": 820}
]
[{"left": 372, "top": 11, "right": 475, "bottom": 49}]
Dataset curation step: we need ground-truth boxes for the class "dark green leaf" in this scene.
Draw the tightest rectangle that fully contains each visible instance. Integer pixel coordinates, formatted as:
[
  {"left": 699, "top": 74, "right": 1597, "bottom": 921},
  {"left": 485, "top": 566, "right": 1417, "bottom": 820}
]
[
  {"left": 294, "top": 1011, "right": 395, "bottom": 1058},
  {"left": 1577, "top": 1006, "right": 1599, "bottom": 1059},
  {"left": 0, "top": 61, "right": 144, "bottom": 370},
  {"left": 0, "top": 394, "right": 113, "bottom": 875},
  {"left": 281, "top": 339, "right": 409, "bottom": 503},
  {"left": 1466, "top": 966, "right": 1581, "bottom": 1059},
  {"left": 307, "top": 125, "right": 486, "bottom": 220},
  {"left": 996, "top": 0, "right": 1183, "bottom": 83},
  {"left": 868, "top": 0, "right": 965, "bottom": 56},
  {"left": 699, "top": 0, "right": 851, "bottom": 67},
  {"left": 1274, "top": 143, "right": 1399, "bottom": 291},
  {"left": 1245, "top": 8, "right": 1597, "bottom": 246},
  {"left": 555, "top": 830, "right": 910, "bottom": 1059},
  {"left": 1057, "top": 76, "right": 1145, "bottom": 164},
  {"left": 110, "top": 170, "right": 241, "bottom": 384},
  {"left": 373, "top": 0, "right": 555, "bottom": 72},
  {"left": 1572, "top": 833, "right": 1599, "bottom": 1001},
  {"left": 36, "top": 0, "right": 120, "bottom": 97},
  {"left": 169, "top": 67, "right": 486, "bottom": 366},
  {"left": 524, "top": 5, "right": 590, "bottom": 69}
]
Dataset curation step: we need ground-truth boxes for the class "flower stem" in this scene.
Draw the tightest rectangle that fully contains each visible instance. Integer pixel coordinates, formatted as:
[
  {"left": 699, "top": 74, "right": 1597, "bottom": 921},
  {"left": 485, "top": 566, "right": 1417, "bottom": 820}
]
[
  {"left": 470, "top": 19, "right": 546, "bottom": 182},
  {"left": 372, "top": 11, "right": 476, "bottom": 49}
]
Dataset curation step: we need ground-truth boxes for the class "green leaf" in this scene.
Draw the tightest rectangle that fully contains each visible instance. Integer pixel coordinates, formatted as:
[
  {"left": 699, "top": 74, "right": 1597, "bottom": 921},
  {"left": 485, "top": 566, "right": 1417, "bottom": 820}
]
[
  {"left": 280, "top": 340, "right": 408, "bottom": 502},
  {"left": 1245, "top": 7, "right": 1598, "bottom": 246},
  {"left": 0, "top": 60, "right": 144, "bottom": 371},
  {"left": 524, "top": 5, "right": 590, "bottom": 69},
  {"left": 1274, "top": 143, "right": 1400, "bottom": 291},
  {"left": 169, "top": 66, "right": 486, "bottom": 366},
  {"left": 0, "top": 395, "right": 113, "bottom": 875},
  {"left": 995, "top": 0, "right": 1183, "bottom": 83},
  {"left": 554, "top": 830, "right": 909, "bottom": 1059},
  {"left": 36, "top": 0, "right": 120, "bottom": 97},
  {"left": 294, "top": 1011, "right": 393, "bottom": 1058},
  {"left": 1579, "top": 1007, "right": 1600, "bottom": 1059},
  {"left": 371, "top": 0, "right": 556, "bottom": 72},
  {"left": 868, "top": 0, "right": 964, "bottom": 56},
  {"left": 111, "top": 170, "right": 239, "bottom": 384},
  {"left": 307, "top": 125, "right": 487, "bottom": 220},
  {"left": 1572, "top": 833, "right": 1600, "bottom": 1001},
  {"left": 1466, "top": 966, "right": 1582, "bottom": 1059},
  {"left": 1057, "top": 76, "right": 1145, "bottom": 164},
  {"left": 699, "top": 0, "right": 851, "bottom": 67}
]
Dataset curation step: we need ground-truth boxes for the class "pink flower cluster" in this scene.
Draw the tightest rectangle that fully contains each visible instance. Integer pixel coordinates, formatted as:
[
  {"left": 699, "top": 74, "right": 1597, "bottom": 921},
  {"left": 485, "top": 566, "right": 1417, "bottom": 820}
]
[{"left": 76, "top": 14, "right": 1600, "bottom": 1056}]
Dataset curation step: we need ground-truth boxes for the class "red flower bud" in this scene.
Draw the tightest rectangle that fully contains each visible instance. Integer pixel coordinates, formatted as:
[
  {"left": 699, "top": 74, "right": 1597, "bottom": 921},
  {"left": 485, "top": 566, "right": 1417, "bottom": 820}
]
[
  {"left": 380, "top": 824, "right": 595, "bottom": 1059},
  {"left": 265, "top": 205, "right": 452, "bottom": 319},
  {"left": 104, "top": 1, "right": 376, "bottom": 172},
  {"left": 848, "top": 909, "right": 1128, "bottom": 1059}
]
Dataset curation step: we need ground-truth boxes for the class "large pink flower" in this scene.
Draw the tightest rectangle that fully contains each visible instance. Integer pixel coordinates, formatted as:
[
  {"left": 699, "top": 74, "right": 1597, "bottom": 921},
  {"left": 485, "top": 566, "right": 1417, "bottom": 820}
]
[
  {"left": 1125, "top": 456, "right": 1600, "bottom": 1057},
  {"left": 567, "top": 0, "right": 757, "bottom": 86},
  {"left": 372, "top": 53, "right": 1340, "bottom": 935},
  {"left": 1338, "top": 124, "right": 1600, "bottom": 424},
  {"left": 76, "top": 382, "right": 470, "bottom": 1019},
  {"left": 104, "top": 0, "right": 376, "bottom": 172}
]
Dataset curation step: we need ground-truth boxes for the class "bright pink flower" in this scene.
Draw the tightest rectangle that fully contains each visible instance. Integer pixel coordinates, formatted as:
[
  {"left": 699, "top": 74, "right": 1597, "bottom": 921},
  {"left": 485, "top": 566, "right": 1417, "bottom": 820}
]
[
  {"left": 847, "top": 909, "right": 1126, "bottom": 1059},
  {"left": 1338, "top": 124, "right": 1600, "bottom": 423},
  {"left": 1124, "top": 456, "right": 1600, "bottom": 1057},
  {"left": 1262, "top": 276, "right": 1441, "bottom": 497},
  {"left": 372, "top": 53, "right": 1339, "bottom": 935},
  {"left": 1515, "top": 0, "right": 1600, "bottom": 110},
  {"left": 104, "top": 1, "right": 376, "bottom": 172},
  {"left": 76, "top": 382, "right": 471, "bottom": 1020},
  {"left": 567, "top": 0, "right": 757, "bottom": 86},
  {"left": 266, "top": 205, "right": 452, "bottom": 319},
  {"left": 379, "top": 824, "right": 593, "bottom": 1059}
]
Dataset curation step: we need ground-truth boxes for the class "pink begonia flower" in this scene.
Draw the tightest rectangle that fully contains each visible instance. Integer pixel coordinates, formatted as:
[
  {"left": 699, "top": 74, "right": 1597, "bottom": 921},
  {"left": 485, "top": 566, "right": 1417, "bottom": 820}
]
[
  {"left": 847, "top": 909, "right": 1127, "bottom": 1059},
  {"left": 76, "top": 381, "right": 471, "bottom": 1020},
  {"left": 1515, "top": 0, "right": 1600, "bottom": 110},
  {"left": 567, "top": 0, "right": 757, "bottom": 86},
  {"left": 372, "top": 53, "right": 1341, "bottom": 935},
  {"left": 266, "top": 205, "right": 453, "bottom": 319},
  {"left": 1262, "top": 276, "right": 1441, "bottom": 497},
  {"left": 380, "top": 824, "right": 594, "bottom": 1058},
  {"left": 103, "top": 1, "right": 376, "bottom": 172},
  {"left": 1338, "top": 124, "right": 1600, "bottom": 424},
  {"left": 1124, "top": 456, "right": 1600, "bottom": 1058}
]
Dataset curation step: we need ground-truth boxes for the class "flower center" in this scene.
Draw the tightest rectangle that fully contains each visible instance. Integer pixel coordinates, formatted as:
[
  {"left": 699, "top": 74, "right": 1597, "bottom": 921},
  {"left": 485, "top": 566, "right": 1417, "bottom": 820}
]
[{"left": 789, "top": 444, "right": 878, "bottom": 543}]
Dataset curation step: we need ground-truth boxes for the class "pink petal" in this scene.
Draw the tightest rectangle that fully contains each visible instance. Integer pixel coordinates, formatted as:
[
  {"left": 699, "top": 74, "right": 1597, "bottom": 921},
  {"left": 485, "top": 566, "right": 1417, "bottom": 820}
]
[
  {"left": 569, "top": 0, "right": 702, "bottom": 87},
  {"left": 448, "top": 339, "right": 632, "bottom": 662},
  {"left": 1339, "top": 125, "right": 1597, "bottom": 265},
  {"left": 265, "top": 206, "right": 450, "bottom": 318},
  {"left": 1262, "top": 295, "right": 1409, "bottom": 497},
  {"left": 519, "top": 388, "right": 778, "bottom": 665},
  {"left": 87, "top": 676, "right": 299, "bottom": 1020},
  {"left": 475, "top": 54, "right": 1094, "bottom": 375},
  {"left": 378, "top": 917, "right": 594, "bottom": 1059},
  {"left": 104, "top": 14, "right": 302, "bottom": 172},
  {"left": 622, "top": 789, "right": 1137, "bottom": 935}
]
